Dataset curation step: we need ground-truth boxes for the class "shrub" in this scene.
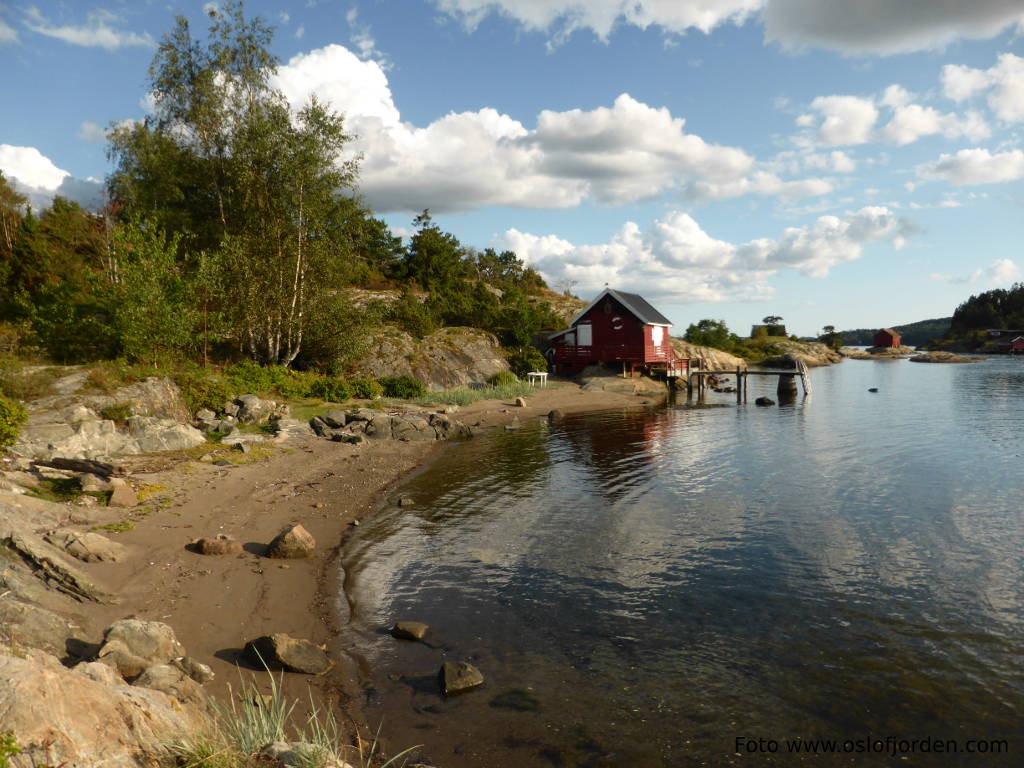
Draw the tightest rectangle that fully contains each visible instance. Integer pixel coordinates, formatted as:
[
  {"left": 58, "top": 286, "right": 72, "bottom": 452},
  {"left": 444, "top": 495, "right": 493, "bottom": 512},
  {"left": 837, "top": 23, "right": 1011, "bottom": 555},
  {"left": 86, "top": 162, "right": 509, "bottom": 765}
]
[
  {"left": 486, "top": 370, "right": 519, "bottom": 387},
  {"left": 174, "top": 371, "right": 234, "bottom": 414},
  {"left": 306, "top": 376, "right": 352, "bottom": 403},
  {"left": 379, "top": 375, "right": 426, "bottom": 399},
  {"left": 98, "top": 403, "right": 133, "bottom": 426},
  {"left": 504, "top": 346, "right": 547, "bottom": 378},
  {"left": 349, "top": 377, "right": 384, "bottom": 400},
  {"left": 0, "top": 395, "right": 28, "bottom": 449}
]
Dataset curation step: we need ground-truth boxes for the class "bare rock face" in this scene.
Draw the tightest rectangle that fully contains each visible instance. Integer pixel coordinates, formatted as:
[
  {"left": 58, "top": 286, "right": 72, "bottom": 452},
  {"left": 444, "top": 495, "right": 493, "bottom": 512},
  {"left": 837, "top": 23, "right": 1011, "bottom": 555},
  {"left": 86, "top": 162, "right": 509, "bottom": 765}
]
[
  {"left": 267, "top": 524, "right": 316, "bottom": 559},
  {"left": 44, "top": 530, "right": 127, "bottom": 562},
  {"left": 0, "top": 647, "right": 209, "bottom": 767},
  {"left": 97, "top": 619, "right": 185, "bottom": 680},
  {"left": 441, "top": 660, "right": 484, "bottom": 696},
  {"left": 670, "top": 339, "right": 749, "bottom": 371},
  {"left": 133, "top": 663, "right": 207, "bottom": 707},
  {"left": 0, "top": 599, "right": 80, "bottom": 656},
  {"left": 352, "top": 326, "right": 509, "bottom": 391},
  {"left": 243, "top": 633, "right": 331, "bottom": 675}
]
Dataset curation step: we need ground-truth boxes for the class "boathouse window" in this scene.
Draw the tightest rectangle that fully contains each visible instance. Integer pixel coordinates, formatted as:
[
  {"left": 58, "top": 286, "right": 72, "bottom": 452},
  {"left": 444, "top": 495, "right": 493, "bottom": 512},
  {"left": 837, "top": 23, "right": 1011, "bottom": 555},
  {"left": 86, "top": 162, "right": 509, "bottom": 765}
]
[
  {"left": 651, "top": 326, "right": 664, "bottom": 346},
  {"left": 578, "top": 324, "right": 593, "bottom": 346}
]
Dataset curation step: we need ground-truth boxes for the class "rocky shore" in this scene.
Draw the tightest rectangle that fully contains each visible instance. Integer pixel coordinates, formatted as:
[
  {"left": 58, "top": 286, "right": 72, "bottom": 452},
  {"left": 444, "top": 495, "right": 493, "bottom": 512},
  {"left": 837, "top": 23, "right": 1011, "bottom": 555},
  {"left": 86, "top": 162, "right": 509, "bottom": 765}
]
[{"left": 0, "top": 369, "right": 661, "bottom": 766}]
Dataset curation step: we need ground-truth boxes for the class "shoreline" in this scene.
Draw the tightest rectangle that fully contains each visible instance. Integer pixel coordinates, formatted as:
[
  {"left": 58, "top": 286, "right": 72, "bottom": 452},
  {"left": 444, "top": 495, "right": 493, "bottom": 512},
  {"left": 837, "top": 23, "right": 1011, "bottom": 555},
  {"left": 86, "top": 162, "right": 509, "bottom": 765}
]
[{"left": 80, "top": 381, "right": 663, "bottom": 758}]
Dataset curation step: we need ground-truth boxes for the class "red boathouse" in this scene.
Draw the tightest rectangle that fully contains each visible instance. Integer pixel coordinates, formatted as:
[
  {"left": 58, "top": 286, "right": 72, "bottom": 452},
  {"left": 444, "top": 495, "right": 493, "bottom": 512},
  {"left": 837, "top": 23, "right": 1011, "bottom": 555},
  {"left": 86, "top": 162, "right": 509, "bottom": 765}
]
[
  {"left": 548, "top": 288, "right": 689, "bottom": 377},
  {"left": 873, "top": 328, "right": 902, "bottom": 347}
]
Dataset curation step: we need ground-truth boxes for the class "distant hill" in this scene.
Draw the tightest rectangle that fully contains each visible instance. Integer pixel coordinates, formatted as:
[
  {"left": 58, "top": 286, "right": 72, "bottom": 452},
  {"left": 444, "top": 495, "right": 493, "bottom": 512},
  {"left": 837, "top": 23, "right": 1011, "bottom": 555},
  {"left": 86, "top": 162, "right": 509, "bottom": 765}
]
[{"left": 838, "top": 317, "right": 951, "bottom": 347}]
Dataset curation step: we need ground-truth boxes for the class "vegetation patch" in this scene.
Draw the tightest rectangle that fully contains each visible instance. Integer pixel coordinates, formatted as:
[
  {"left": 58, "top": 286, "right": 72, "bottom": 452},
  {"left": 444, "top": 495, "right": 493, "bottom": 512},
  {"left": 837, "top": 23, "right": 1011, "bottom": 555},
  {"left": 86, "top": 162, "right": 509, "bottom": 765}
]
[
  {"left": 379, "top": 375, "right": 427, "bottom": 400},
  {"left": 416, "top": 380, "right": 535, "bottom": 407},
  {"left": 92, "top": 519, "right": 135, "bottom": 534},
  {"left": 99, "top": 402, "right": 134, "bottom": 426},
  {"left": 0, "top": 394, "right": 27, "bottom": 448}
]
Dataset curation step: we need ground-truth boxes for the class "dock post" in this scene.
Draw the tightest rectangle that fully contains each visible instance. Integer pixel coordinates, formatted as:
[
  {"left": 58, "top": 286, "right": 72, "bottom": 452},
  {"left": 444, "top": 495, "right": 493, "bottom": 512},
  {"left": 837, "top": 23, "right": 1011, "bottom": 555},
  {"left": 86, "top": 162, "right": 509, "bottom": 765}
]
[
  {"left": 736, "top": 366, "right": 741, "bottom": 403},
  {"left": 777, "top": 372, "right": 798, "bottom": 403}
]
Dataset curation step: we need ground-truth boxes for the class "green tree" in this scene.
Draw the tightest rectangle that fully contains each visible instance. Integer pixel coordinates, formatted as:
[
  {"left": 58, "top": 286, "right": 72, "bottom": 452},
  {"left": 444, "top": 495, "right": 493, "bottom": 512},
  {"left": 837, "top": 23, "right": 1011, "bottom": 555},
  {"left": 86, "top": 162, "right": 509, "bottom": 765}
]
[
  {"left": 111, "top": 220, "right": 197, "bottom": 364},
  {"left": 108, "top": 1, "right": 360, "bottom": 367},
  {"left": 404, "top": 210, "right": 468, "bottom": 293},
  {"left": 684, "top": 319, "right": 733, "bottom": 350}
]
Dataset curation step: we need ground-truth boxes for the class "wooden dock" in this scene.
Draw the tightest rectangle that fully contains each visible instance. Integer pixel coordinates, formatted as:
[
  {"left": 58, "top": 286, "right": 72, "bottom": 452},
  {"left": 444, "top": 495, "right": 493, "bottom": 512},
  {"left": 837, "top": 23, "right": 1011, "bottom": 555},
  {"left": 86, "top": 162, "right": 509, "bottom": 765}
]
[{"left": 685, "top": 360, "right": 811, "bottom": 401}]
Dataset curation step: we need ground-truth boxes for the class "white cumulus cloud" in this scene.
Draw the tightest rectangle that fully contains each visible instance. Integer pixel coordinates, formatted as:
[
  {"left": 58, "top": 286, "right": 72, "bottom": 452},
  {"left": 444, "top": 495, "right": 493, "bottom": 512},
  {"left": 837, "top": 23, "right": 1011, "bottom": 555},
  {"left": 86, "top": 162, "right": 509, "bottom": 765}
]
[
  {"left": 918, "top": 148, "right": 1024, "bottom": 186},
  {"left": 274, "top": 44, "right": 828, "bottom": 213},
  {"left": 24, "top": 7, "right": 154, "bottom": 50},
  {"left": 808, "top": 95, "right": 878, "bottom": 146},
  {"left": 495, "top": 205, "right": 912, "bottom": 301},
  {"left": 0, "top": 144, "right": 104, "bottom": 209},
  {"left": 941, "top": 54, "right": 1024, "bottom": 123}
]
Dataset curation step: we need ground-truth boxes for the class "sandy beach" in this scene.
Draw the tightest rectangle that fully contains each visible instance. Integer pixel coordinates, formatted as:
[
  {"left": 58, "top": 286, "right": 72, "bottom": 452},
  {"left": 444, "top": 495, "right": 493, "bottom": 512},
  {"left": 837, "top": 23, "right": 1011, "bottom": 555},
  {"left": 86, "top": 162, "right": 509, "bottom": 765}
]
[{"left": 76, "top": 382, "right": 660, "bottom": 749}]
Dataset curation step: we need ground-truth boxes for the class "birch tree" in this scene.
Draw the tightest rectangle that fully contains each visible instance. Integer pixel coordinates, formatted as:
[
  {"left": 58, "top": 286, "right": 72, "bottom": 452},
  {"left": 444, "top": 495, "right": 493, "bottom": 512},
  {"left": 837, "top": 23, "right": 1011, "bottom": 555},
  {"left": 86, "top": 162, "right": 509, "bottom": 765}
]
[{"left": 107, "top": 0, "right": 359, "bottom": 366}]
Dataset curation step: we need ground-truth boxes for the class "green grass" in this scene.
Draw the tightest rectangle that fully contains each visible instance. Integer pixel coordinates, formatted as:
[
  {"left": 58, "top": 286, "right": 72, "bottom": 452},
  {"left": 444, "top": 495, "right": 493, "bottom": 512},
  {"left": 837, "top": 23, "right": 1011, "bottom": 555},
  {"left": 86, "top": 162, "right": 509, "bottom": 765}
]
[
  {"left": 25, "top": 477, "right": 111, "bottom": 505},
  {"left": 163, "top": 670, "right": 420, "bottom": 768},
  {"left": 414, "top": 380, "right": 536, "bottom": 407},
  {"left": 91, "top": 519, "right": 135, "bottom": 533}
]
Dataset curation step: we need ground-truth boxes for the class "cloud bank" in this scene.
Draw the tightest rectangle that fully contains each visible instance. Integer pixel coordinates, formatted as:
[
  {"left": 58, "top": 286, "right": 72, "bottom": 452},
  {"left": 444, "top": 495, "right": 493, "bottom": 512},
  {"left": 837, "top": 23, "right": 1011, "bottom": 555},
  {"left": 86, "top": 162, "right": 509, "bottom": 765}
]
[
  {"left": 497, "top": 206, "right": 912, "bottom": 302},
  {"left": 274, "top": 44, "right": 828, "bottom": 213},
  {"left": 0, "top": 144, "right": 104, "bottom": 210}
]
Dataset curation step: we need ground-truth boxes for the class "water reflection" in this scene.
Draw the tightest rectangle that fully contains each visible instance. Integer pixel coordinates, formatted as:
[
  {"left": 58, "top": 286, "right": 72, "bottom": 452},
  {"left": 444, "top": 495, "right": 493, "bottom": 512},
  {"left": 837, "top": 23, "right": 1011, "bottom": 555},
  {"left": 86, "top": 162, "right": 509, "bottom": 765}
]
[{"left": 341, "top": 358, "right": 1024, "bottom": 767}]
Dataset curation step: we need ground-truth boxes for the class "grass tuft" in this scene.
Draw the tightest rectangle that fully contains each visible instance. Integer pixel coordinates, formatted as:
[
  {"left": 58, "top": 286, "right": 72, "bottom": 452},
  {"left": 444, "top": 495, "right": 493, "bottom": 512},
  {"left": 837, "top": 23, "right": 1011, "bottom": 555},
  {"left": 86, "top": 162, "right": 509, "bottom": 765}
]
[{"left": 414, "top": 380, "right": 536, "bottom": 407}]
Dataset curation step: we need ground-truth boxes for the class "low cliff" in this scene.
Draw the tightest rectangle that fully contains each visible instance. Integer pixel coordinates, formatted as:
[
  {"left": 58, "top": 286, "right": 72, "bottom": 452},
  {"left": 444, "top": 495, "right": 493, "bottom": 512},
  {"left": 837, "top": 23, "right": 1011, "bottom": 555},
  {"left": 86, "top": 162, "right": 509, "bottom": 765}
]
[{"left": 351, "top": 326, "right": 510, "bottom": 391}]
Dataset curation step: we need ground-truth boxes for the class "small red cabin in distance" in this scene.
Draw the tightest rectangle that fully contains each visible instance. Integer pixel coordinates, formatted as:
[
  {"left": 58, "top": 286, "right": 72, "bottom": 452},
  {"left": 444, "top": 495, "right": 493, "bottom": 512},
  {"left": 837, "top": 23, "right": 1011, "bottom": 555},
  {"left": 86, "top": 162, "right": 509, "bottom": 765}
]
[
  {"left": 873, "top": 328, "right": 902, "bottom": 347},
  {"left": 548, "top": 288, "right": 686, "bottom": 377}
]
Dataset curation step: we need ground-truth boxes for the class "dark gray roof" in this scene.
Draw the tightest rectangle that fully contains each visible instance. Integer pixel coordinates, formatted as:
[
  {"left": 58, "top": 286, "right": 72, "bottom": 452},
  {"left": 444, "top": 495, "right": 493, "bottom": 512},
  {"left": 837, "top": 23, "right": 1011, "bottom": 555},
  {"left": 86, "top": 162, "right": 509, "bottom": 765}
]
[{"left": 608, "top": 289, "right": 673, "bottom": 325}]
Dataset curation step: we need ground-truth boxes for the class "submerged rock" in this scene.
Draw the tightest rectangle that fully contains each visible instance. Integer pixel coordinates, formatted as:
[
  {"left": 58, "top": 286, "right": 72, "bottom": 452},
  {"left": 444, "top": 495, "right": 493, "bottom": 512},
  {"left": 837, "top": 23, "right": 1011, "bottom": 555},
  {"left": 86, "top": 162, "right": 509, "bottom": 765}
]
[
  {"left": 391, "top": 621, "right": 429, "bottom": 641},
  {"left": 755, "top": 397, "right": 775, "bottom": 407},
  {"left": 441, "top": 660, "right": 484, "bottom": 696}
]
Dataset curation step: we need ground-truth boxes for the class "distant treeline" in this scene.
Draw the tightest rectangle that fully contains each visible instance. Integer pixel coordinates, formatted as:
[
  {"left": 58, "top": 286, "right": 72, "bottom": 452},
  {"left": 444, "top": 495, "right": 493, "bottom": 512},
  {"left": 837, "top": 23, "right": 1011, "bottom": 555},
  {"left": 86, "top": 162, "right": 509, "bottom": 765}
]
[
  {"left": 839, "top": 317, "right": 951, "bottom": 347},
  {"left": 948, "top": 283, "right": 1024, "bottom": 336}
]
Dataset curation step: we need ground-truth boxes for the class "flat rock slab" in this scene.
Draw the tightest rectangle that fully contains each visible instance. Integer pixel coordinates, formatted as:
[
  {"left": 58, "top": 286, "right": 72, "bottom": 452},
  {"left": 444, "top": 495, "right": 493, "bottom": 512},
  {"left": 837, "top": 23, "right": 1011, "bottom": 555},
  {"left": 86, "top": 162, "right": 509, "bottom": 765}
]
[
  {"left": 441, "top": 661, "right": 484, "bottom": 696},
  {"left": 391, "top": 621, "right": 429, "bottom": 641},
  {"left": 244, "top": 633, "right": 331, "bottom": 675}
]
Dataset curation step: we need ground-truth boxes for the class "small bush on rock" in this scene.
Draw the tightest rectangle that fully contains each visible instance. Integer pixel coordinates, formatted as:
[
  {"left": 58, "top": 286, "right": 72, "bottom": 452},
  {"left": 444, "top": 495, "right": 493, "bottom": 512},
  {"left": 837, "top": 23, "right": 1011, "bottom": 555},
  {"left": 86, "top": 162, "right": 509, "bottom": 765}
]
[
  {"left": 174, "top": 371, "right": 233, "bottom": 415},
  {"left": 487, "top": 370, "right": 519, "bottom": 387},
  {"left": 0, "top": 395, "right": 28, "bottom": 448},
  {"left": 379, "top": 375, "right": 426, "bottom": 399}
]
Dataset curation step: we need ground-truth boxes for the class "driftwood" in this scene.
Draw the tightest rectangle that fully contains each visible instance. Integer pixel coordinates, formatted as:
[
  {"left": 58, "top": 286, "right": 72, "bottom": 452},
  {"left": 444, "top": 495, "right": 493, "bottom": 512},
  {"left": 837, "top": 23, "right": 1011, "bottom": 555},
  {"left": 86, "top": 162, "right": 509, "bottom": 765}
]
[{"left": 32, "top": 458, "right": 125, "bottom": 478}]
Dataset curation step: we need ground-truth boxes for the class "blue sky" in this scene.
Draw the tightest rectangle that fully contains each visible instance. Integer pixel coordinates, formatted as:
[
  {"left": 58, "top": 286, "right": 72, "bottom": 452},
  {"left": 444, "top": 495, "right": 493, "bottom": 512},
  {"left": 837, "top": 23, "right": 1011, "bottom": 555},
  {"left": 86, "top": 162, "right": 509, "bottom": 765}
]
[{"left": 2, "top": 1, "right": 1024, "bottom": 336}]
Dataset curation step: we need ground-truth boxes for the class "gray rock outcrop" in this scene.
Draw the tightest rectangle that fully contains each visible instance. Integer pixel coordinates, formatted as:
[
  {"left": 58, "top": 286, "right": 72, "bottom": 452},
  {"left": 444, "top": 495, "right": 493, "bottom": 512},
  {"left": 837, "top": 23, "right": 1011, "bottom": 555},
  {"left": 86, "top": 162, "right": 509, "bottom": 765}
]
[
  {"left": 352, "top": 326, "right": 509, "bottom": 391},
  {"left": 310, "top": 409, "right": 472, "bottom": 444},
  {"left": 578, "top": 365, "right": 668, "bottom": 395},
  {"left": 0, "top": 647, "right": 209, "bottom": 767}
]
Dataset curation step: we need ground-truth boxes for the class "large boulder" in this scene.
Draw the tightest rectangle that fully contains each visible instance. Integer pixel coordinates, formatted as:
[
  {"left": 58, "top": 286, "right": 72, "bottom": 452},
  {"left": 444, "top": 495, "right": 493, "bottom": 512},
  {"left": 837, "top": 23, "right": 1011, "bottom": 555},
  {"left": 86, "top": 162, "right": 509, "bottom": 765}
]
[
  {"left": 126, "top": 416, "right": 206, "bottom": 453},
  {"left": 97, "top": 619, "right": 185, "bottom": 679},
  {"left": 0, "top": 647, "right": 209, "bottom": 767},
  {"left": 352, "top": 326, "right": 509, "bottom": 391},
  {"left": 243, "top": 633, "right": 331, "bottom": 675},
  {"left": 266, "top": 524, "right": 316, "bottom": 559}
]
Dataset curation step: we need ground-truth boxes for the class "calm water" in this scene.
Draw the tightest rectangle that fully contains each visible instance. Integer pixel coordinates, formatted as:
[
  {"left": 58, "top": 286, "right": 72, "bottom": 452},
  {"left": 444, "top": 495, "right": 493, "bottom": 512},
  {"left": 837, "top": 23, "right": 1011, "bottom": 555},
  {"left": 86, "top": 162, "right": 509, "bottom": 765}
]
[{"left": 338, "top": 358, "right": 1023, "bottom": 767}]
